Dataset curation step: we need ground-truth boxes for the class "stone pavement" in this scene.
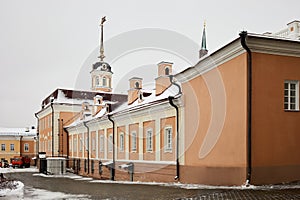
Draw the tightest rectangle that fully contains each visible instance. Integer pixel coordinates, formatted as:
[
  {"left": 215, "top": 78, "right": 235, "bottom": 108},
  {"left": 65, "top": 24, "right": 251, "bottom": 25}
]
[{"left": 184, "top": 189, "right": 300, "bottom": 200}]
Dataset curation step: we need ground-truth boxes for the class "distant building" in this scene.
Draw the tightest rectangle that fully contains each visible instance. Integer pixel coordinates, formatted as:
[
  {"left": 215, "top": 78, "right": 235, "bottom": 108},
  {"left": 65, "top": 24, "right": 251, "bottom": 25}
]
[
  {"left": 0, "top": 127, "right": 37, "bottom": 164},
  {"left": 264, "top": 20, "right": 300, "bottom": 40},
  {"left": 36, "top": 20, "right": 300, "bottom": 185}
]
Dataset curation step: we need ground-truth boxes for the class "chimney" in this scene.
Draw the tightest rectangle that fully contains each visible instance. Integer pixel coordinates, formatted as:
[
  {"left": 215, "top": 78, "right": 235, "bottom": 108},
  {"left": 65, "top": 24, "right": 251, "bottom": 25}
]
[
  {"left": 92, "top": 95, "right": 103, "bottom": 116},
  {"left": 155, "top": 61, "right": 172, "bottom": 96},
  {"left": 128, "top": 77, "right": 142, "bottom": 105},
  {"left": 80, "top": 102, "right": 91, "bottom": 120}
]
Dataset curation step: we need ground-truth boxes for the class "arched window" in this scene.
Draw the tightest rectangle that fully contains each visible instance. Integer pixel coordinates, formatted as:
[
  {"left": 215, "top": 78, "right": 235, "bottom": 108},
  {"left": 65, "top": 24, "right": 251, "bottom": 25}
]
[
  {"left": 135, "top": 82, "right": 140, "bottom": 88},
  {"left": 165, "top": 67, "right": 170, "bottom": 75},
  {"left": 103, "top": 77, "right": 107, "bottom": 86},
  {"left": 95, "top": 76, "right": 99, "bottom": 86}
]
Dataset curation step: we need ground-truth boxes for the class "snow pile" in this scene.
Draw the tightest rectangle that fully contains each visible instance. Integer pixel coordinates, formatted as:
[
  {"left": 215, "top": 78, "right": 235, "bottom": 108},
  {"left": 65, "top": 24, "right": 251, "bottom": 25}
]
[{"left": 0, "top": 180, "right": 24, "bottom": 199}]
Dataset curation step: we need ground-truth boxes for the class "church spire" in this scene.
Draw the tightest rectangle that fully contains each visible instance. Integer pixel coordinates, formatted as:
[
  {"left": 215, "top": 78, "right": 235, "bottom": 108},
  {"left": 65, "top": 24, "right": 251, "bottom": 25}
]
[
  {"left": 98, "top": 16, "right": 106, "bottom": 61},
  {"left": 91, "top": 16, "right": 113, "bottom": 93},
  {"left": 199, "top": 21, "right": 208, "bottom": 59}
]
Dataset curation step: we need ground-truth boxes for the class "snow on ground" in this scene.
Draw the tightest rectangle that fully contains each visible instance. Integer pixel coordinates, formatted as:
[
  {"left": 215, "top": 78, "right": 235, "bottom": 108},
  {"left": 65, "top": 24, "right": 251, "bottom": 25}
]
[
  {"left": 0, "top": 181, "right": 24, "bottom": 199},
  {"left": 23, "top": 187, "right": 91, "bottom": 200},
  {"left": 0, "top": 167, "right": 38, "bottom": 174},
  {"left": 33, "top": 172, "right": 300, "bottom": 190}
]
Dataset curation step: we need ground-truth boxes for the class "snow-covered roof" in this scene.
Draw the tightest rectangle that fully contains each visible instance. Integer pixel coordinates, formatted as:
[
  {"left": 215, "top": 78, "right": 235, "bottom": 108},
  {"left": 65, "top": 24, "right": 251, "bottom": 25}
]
[
  {"left": 0, "top": 127, "right": 37, "bottom": 136},
  {"left": 53, "top": 90, "right": 94, "bottom": 105},
  {"left": 112, "top": 84, "right": 180, "bottom": 115},
  {"left": 65, "top": 82, "right": 181, "bottom": 130}
]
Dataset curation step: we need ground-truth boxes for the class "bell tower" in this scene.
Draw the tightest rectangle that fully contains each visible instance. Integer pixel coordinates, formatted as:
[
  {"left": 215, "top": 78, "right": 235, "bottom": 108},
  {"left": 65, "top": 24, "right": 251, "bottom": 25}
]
[{"left": 91, "top": 16, "right": 113, "bottom": 92}]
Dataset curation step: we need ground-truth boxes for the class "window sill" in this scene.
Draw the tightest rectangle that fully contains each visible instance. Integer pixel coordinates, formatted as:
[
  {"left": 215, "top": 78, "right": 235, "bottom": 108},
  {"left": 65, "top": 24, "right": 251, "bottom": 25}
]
[{"left": 284, "top": 109, "right": 300, "bottom": 112}]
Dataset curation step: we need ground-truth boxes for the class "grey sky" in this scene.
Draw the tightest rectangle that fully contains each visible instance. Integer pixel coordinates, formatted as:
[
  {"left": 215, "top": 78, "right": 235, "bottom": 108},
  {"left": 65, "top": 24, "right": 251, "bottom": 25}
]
[{"left": 0, "top": 0, "right": 299, "bottom": 128}]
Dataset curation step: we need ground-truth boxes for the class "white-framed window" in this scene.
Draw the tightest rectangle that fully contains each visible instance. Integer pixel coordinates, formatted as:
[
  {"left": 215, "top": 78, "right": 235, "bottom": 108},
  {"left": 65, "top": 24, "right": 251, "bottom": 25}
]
[
  {"left": 284, "top": 80, "right": 299, "bottom": 111},
  {"left": 108, "top": 134, "right": 113, "bottom": 152},
  {"left": 69, "top": 139, "right": 72, "bottom": 151},
  {"left": 1, "top": 144, "right": 5, "bottom": 151},
  {"left": 146, "top": 129, "right": 153, "bottom": 152},
  {"left": 99, "top": 135, "right": 104, "bottom": 152},
  {"left": 10, "top": 144, "right": 14, "bottom": 151},
  {"left": 24, "top": 143, "right": 29, "bottom": 152},
  {"left": 103, "top": 77, "right": 107, "bottom": 86},
  {"left": 48, "top": 140, "right": 51, "bottom": 152},
  {"left": 74, "top": 138, "right": 77, "bottom": 152},
  {"left": 119, "top": 133, "right": 124, "bottom": 152},
  {"left": 92, "top": 138, "right": 96, "bottom": 151},
  {"left": 79, "top": 137, "right": 82, "bottom": 152},
  {"left": 85, "top": 136, "right": 88, "bottom": 151},
  {"left": 131, "top": 131, "right": 137, "bottom": 152},
  {"left": 164, "top": 127, "right": 172, "bottom": 152}
]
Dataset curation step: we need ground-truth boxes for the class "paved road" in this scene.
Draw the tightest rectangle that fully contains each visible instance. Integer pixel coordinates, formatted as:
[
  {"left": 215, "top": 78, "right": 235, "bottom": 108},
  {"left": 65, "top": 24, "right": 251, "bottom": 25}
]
[{"left": 6, "top": 172, "right": 300, "bottom": 199}]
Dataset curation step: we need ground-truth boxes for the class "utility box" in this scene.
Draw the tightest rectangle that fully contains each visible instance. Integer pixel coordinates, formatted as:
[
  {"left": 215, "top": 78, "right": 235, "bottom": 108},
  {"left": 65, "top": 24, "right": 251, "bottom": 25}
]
[{"left": 47, "top": 157, "right": 66, "bottom": 175}]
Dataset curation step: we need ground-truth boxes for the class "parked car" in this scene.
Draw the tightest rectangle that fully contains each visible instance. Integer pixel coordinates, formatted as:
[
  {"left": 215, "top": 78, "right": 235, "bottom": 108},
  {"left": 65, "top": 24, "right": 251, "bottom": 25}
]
[
  {"left": 11, "top": 156, "right": 30, "bottom": 168},
  {"left": 0, "top": 160, "right": 9, "bottom": 168}
]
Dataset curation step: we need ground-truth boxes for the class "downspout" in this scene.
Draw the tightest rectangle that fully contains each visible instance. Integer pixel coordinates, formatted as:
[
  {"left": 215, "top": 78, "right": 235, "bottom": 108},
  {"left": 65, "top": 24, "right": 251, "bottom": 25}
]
[
  {"left": 34, "top": 113, "right": 40, "bottom": 158},
  {"left": 20, "top": 136, "right": 23, "bottom": 156},
  {"left": 34, "top": 113, "right": 39, "bottom": 166},
  {"left": 240, "top": 31, "right": 252, "bottom": 185},
  {"left": 58, "top": 119, "right": 60, "bottom": 156},
  {"left": 50, "top": 100, "right": 54, "bottom": 157},
  {"left": 63, "top": 127, "right": 69, "bottom": 159},
  {"left": 108, "top": 114, "right": 115, "bottom": 181},
  {"left": 168, "top": 75, "right": 182, "bottom": 180},
  {"left": 83, "top": 121, "right": 90, "bottom": 174},
  {"left": 61, "top": 119, "right": 64, "bottom": 157}
]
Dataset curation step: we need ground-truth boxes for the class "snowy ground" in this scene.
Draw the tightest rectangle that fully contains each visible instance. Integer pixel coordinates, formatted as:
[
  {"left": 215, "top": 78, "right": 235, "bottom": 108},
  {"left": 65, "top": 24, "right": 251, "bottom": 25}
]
[
  {"left": 1, "top": 169, "right": 300, "bottom": 199},
  {"left": 0, "top": 167, "right": 38, "bottom": 174}
]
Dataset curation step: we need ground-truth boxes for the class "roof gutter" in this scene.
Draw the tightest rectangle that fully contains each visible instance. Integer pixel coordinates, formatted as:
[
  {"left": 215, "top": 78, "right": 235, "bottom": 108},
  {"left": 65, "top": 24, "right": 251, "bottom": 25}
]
[
  {"left": 108, "top": 114, "right": 115, "bottom": 181},
  {"left": 168, "top": 75, "right": 182, "bottom": 181},
  {"left": 240, "top": 31, "right": 252, "bottom": 185}
]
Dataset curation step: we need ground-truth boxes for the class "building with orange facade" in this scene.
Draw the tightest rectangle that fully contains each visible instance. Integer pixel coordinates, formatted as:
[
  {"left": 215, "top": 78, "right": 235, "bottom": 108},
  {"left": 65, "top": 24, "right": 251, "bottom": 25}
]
[
  {"left": 36, "top": 20, "right": 300, "bottom": 185},
  {"left": 0, "top": 127, "right": 37, "bottom": 165}
]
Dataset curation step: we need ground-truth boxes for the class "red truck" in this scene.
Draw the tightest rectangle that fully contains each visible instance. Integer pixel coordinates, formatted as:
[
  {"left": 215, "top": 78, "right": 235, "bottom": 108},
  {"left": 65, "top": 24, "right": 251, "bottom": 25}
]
[{"left": 11, "top": 156, "right": 31, "bottom": 168}]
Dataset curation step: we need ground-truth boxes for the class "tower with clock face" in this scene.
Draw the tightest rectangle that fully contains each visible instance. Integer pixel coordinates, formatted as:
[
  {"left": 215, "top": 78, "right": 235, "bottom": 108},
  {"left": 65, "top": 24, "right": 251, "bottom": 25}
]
[
  {"left": 91, "top": 17, "right": 113, "bottom": 92},
  {"left": 91, "top": 61, "right": 113, "bottom": 92}
]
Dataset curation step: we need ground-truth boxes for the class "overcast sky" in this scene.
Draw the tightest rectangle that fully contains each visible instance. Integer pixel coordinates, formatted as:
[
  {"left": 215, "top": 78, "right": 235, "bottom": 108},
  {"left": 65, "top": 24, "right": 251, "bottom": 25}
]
[{"left": 0, "top": 0, "right": 299, "bottom": 128}]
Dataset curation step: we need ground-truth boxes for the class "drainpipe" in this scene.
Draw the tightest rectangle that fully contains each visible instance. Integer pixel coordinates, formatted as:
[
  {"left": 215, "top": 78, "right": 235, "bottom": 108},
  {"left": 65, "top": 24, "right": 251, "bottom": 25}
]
[
  {"left": 240, "top": 31, "right": 252, "bottom": 185},
  {"left": 58, "top": 119, "right": 60, "bottom": 156},
  {"left": 63, "top": 127, "right": 69, "bottom": 159},
  {"left": 168, "top": 75, "right": 182, "bottom": 181},
  {"left": 20, "top": 136, "right": 23, "bottom": 157},
  {"left": 34, "top": 113, "right": 40, "bottom": 160},
  {"left": 83, "top": 121, "right": 90, "bottom": 174},
  {"left": 108, "top": 114, "right": 115, "bottom": 181},
  {"left": 61, "top": 119, "right": 64, "bottom": 157},
  {"left": 50, "top": 100, "right": 54, "bottom": 157}
]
